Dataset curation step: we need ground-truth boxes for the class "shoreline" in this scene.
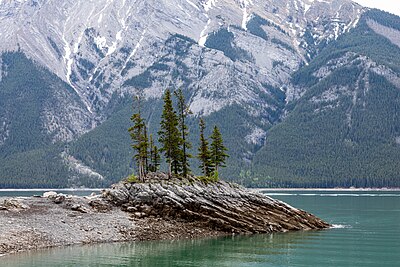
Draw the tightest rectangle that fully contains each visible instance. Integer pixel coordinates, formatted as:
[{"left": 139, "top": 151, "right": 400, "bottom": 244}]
[
  {"left": 2, "top": 187, "right": 400, "bottom": 192},
  {"left": 252, "top": 188, "right": 400, "bottom": 192},
  {"left": 0, "top": 177, "right": 330, "bottom": 257},
  {"left": 0, "top": 188, "right": 104, "bottom": 192},
  {"left": 0, "top": 195, "right": 227, "bottom": 257}
]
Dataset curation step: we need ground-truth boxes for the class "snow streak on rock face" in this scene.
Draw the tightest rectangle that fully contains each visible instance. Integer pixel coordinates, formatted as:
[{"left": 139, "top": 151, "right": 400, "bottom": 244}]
[{"left": 0, "top": 0, "right": 363, "bottom": 140}]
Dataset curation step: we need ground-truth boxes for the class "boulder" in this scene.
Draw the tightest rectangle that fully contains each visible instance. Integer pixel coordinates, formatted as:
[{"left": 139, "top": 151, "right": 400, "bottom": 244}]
[
  {"left": 51, "top": 194, "right": 66, "bottom": 204},
  {"left": 70, "top": 204, "right": 88, "bottom": 213},
  {"left": 43, "top": 191, "right": 57, "bottom": 198},
  {"left": 103, "top": 183, "right": 130, "bottom": 205},
  {"left": 1, "top": 199, "right": 29, "bottom": 211},
  {"left": 88, "top": 199, "right": 112, "bottom": 212}
]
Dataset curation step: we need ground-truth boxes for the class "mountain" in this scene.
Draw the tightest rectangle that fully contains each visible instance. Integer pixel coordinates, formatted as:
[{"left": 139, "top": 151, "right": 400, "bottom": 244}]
[
  {"left": 252, "top": 9, "right": 400, "bottom": 188},
  {"left": 0, "top": 52, "right": 96, "bottom": 187},
  {"left": 0, "top": 0, "right": 399, "bottom": 188}
]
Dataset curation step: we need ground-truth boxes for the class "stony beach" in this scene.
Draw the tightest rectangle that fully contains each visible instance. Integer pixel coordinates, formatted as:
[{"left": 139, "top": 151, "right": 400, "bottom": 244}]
[{"left": 0, "top": 174, "right": 330, "bottom": 256}]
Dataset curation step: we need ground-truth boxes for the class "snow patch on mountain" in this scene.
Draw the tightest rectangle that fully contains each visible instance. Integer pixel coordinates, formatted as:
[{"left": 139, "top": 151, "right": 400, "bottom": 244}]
[
  {"left": 240, "top": 0, "right": 253, "bottom": 30},
  {"left": 186, "top": 0, "right": 200, "bottom": 10},
  {"left": 121, "top": 29, "right": 147, "bottom": 74},
  {"left": 203, "top": 0, "right": 218, "bottom": 12},
  {"left": 198, "top": 18, "right": 211, "bottom": 46}
]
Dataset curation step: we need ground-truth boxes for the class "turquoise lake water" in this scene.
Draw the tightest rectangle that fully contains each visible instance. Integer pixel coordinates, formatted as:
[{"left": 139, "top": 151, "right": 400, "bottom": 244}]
[{"left": 1, "top": 190, "right": 399, "bottom": 266}]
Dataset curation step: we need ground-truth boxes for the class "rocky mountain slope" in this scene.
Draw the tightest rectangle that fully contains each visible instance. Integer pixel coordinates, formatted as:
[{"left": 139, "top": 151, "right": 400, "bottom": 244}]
[
  {"left": 0, "top": 0, "right": 399, "bottom": 187},
  {"left": 0, "top": 0, "right": 362, "bottom": 111}
]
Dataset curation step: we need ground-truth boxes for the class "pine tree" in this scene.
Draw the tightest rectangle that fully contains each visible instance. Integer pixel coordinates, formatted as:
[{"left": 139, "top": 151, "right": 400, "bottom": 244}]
[
  {"left": 128, "top": 96, "right": 148, "bottom": 181},
  {"left": 148, "top": 134, "right": 154, "bottom": 172},
  {"left": 152, "top": 145, "right": 161, "bottom": 172},
  {"left": 149, "top": 134, "right": 161, "bottom": 172},
  {"left": 198, "top": 118, "right": 213, "bottom": 177},
  {"left": 158, "top": 89, "right": 181, "bottom": 177},
  {"left": 143, "top": 125, "right": 149, "bottom": 173},
  {"left": 210, "top": 125, "right": 229, "bottom": 178},
  {"left": 174, "top": 88, "right": 192, "bottom": 177}
]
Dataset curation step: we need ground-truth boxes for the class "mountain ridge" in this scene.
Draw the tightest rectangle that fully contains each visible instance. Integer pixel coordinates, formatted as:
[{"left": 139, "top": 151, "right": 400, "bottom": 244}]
[{"left": 1, "top": 1, "right": 400, "bottom": 188}]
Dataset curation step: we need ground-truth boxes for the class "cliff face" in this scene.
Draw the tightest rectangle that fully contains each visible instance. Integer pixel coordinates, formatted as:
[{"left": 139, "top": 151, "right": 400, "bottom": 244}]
[
  {"left": 104, "top": 175, "right": 330, "bottom": 233},
  {"left": 0, "top": 0, "right": 362, "bottom": 116}
]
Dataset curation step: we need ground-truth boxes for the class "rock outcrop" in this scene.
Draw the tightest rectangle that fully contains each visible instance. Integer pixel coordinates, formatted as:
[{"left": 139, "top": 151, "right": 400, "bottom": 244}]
[
  {"left": 104, "top": 175, "right": 329, "bottom": 233},
  {"left": 0, "top": 175, "right": 329, "bottom": 256}
]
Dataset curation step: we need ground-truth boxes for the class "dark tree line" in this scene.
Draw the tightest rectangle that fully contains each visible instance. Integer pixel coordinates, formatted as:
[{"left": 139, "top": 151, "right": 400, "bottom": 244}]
[{"left": 128, "top": 89, "right": 228, "bottom": 181}]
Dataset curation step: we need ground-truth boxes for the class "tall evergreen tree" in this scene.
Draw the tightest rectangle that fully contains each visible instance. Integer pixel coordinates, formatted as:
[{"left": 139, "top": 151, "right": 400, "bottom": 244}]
[
  {"left": 158, "top": 89, "right": 181, "bottom": 177},
  {"left": 174, "top": 88, "right": 192, "bottom": 177},
  {"left": 198, "top": 118, "right": 213, "bottom": 177},
  {"left": 143, "top": 125, "right": 149, "bottom": 173},
  {"left": 149, "top": 134, "right": 161, "bottom": 172},
  {"left": 210, "top": 125, "right": 229, "bottom": 176},
  {"left": 128, "top": 96, "right": 148, "bottom": 181},
  {"left": 152, "top": 145, "right": 161, "bottom": 172}
]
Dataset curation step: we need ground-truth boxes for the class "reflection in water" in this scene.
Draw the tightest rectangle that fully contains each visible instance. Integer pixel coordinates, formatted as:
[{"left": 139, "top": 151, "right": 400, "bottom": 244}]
[{"left": 2, "top": 231, "right": 325, "bottom": 267}]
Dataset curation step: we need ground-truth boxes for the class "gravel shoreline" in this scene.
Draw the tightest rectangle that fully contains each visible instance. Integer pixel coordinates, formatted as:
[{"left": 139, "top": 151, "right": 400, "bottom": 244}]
[
  {"left": 0, "top": 177, "right": 330, "bottom": 257},
  {"left": 0, "top": 194, "right": 225, "bottom": 256}
]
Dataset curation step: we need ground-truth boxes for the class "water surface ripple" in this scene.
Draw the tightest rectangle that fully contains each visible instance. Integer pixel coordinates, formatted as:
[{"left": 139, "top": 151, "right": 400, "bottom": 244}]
[{"left": 1, "top": 190, "right": 399, "bottom": 266}]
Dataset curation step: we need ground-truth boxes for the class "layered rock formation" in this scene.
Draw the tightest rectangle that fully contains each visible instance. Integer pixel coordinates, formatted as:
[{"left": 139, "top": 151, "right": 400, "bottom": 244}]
[
  {"left": 0, "top": 175, "right": 329, "bottom": 256},
  {"left": 104, "top": 174, "right": 330, "bottom": 233}
]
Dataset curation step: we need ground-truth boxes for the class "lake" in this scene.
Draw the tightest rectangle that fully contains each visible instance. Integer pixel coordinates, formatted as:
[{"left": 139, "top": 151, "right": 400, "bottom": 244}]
[{"left": 1, "top": 190, "right": 399, "bottom": 266}]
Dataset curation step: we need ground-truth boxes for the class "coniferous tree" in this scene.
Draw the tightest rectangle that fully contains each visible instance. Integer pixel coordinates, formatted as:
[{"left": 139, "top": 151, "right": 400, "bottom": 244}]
[
  {"left": 128, "top": 96, "right": 148, "bottom": 181},
  {"left": 152, "top": 145, "right": 161, "bottom": 172},
  {"left": 143, "top": 125, "right": 149, "bottom": 173},
  {"left": 210, "top": 125, "right": 229, "bottom": 177},
  {"left": 148, "top": 134, "right": 154, "bottom": 172},
  {"left": 174, "top": 88, "right": 192, "bottom": 177},
  {"left": 158, "top": 89, "right": 181, "bottom": 177},
  {"left": 198, "top": 118, "right": 213, "bottom": 177},
  {"left": 149, "top": 134, "right": 161, "bottom": 172}
]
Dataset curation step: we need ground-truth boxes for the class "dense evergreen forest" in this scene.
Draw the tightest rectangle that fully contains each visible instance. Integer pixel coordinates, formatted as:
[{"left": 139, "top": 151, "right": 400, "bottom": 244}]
[
  {"left": 0, "top": 53, "right": 71, "bottom": 188},
  {"left": 250, "top": 10, "right": 400, "bottom": 188}
]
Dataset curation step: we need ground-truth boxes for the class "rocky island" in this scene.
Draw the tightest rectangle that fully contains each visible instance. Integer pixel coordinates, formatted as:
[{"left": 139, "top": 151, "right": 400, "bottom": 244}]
[{"left": 0, "top": 174, "right": 330, "bottom": 256}]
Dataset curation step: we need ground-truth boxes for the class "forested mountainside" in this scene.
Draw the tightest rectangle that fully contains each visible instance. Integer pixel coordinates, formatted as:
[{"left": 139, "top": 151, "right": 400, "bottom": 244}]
[
  {"left": 252, "top": 10, "right": 400, "bottom": 188},
  {"left": 0, "top": 0, "right": 399, "bottom": 188}
]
